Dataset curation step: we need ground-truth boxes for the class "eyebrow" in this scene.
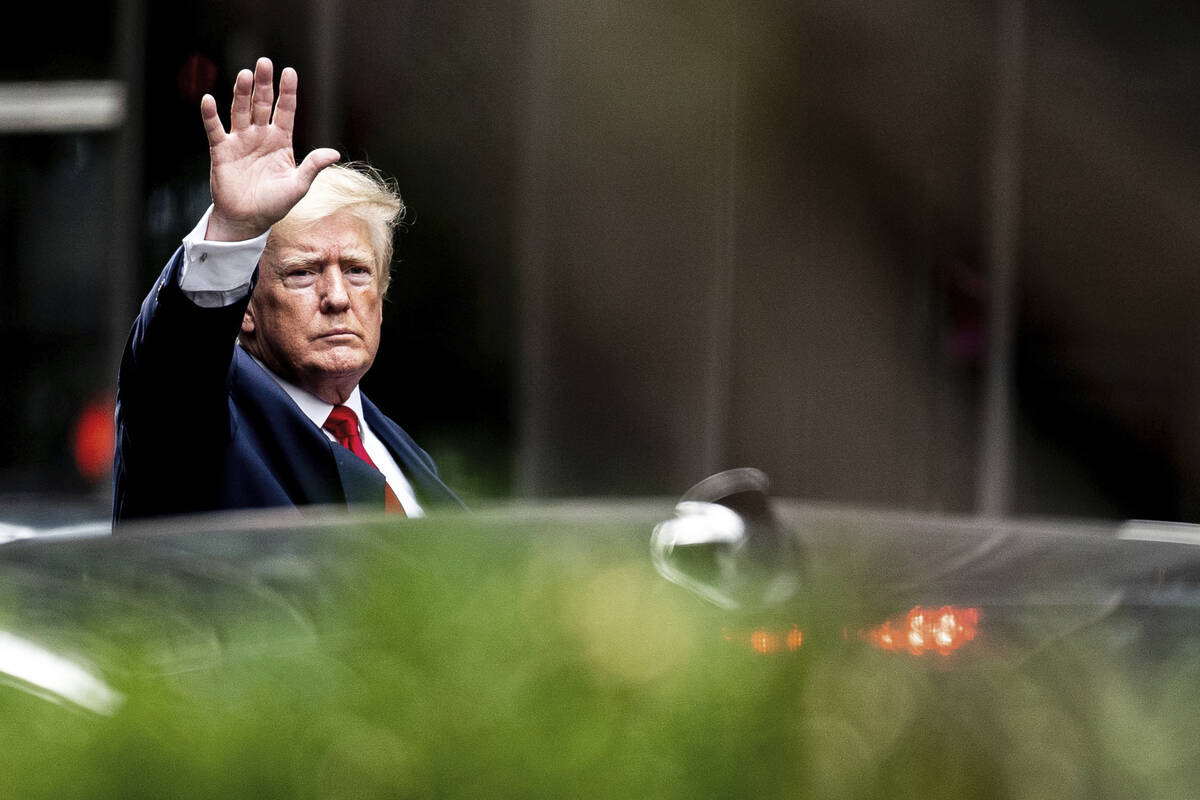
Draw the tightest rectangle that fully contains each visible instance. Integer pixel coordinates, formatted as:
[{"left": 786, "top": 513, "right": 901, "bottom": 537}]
[{"left": 275, "top": 250, "right": 376, "bottom": 271}]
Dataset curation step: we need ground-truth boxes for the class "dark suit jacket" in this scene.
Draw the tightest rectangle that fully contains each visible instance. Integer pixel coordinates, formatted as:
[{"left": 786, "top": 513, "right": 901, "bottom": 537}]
[{"left": 112, "top": 248, "right": 463, "bottom": 524}]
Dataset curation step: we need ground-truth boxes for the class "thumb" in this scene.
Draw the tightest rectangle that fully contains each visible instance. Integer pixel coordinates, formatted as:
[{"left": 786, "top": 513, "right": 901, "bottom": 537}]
[{"left": 296, "top": 147, "right": 342, "bottom": 187}]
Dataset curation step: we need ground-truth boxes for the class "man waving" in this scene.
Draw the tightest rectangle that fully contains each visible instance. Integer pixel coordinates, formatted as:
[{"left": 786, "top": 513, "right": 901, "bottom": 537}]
[{"left": 113, "top": 58, "right": 461, "bottom": 523}]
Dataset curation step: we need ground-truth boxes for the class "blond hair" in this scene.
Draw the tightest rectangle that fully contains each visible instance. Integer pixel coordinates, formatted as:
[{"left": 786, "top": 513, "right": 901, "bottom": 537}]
[{"left": 269, "top": 162, "right": 405, "bottom": 291}]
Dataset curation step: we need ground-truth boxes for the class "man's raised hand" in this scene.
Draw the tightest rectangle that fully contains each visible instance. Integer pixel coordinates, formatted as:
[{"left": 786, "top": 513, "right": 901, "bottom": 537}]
[{"left": 200, "top": 58, "right": 340, "bottom": 242}]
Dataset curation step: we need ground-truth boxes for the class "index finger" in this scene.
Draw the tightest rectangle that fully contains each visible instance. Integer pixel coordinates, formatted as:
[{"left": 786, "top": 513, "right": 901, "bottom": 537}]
[{"left": 272, "top": 67, "right": 299, "bottom": 135}]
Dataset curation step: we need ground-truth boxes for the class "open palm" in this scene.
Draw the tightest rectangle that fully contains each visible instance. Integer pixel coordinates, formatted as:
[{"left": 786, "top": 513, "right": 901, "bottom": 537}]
[{"left": 200, "top": 58, "right": 340, "bottom": 242}]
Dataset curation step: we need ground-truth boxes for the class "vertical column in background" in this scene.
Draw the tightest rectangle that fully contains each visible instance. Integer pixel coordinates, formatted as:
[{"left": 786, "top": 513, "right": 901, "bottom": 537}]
[
  {"left": 514, "top": 0, "right": 558, "bottom": 498},
  {"left": 308, "top": 0, "right": 343, "bottom": 150},
  {"left": 977, "top": 0, "right": 1028, "bottom": 518},
  {"left": 702, "top": 5, "right": 740, "bottom": 479},
  {"left": 107, "top": 0, "right": 146, "bottom": 379}
]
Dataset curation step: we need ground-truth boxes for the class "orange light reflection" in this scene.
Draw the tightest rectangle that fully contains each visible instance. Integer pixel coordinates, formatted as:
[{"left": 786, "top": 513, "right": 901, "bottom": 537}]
[
  {"left": 723, "top": 626, "right": 804, "bottom": 655},
  {"left": 750, "top": 629, "right": 780, "bottom": 654},
  {"left": 785, "top": 625, "right": 803, "bottom": 651},
  {"left": 862, "top": 606, "right": 979, "bottom": 656}
]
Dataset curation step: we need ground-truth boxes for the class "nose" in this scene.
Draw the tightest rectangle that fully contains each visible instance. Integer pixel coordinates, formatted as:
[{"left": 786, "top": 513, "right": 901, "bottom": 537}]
[{"left": 318, "top": 267, "right": 350, "bottom": 313}]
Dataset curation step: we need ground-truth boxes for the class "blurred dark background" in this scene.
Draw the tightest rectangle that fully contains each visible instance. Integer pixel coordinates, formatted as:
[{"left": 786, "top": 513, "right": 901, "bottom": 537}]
[{"left": 2, "top": 0, "right": 1199, "bottom": 520}]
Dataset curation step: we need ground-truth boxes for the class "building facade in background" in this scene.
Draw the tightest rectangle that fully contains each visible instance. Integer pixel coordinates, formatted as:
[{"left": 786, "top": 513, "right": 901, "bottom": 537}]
[{"left": 2, "top": 0, "right": 1199, "bottom": 519}]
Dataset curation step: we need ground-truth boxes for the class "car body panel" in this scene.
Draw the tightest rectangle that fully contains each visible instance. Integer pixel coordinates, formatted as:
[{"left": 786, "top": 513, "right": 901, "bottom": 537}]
[{"left": 2, "top": 502, "right": 1199, "bottom": 798}]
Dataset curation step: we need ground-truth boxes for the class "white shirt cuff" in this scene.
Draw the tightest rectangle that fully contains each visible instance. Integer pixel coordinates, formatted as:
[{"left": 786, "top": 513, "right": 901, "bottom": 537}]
[{"left": 178, "top": 205, "right": 271, "bottom": 307}]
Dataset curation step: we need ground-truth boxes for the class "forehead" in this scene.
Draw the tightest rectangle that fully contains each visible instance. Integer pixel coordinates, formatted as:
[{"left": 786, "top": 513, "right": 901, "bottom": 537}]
[{"left": 267, "top": 210, "right": 375, "bottom": 264}]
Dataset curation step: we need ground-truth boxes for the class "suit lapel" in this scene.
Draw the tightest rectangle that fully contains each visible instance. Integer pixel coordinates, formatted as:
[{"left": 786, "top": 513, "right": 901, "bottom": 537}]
[
  {"left": 327, "top": 443, "right": 388, "bottom": 510},
  {"left": 362, "top": 394, "right": 465, "bottom": 509}
]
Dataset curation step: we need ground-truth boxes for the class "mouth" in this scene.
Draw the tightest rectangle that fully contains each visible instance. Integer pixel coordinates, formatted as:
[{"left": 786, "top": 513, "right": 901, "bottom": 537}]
[{"left": 317, "top": 329, "right": 359, "bottom": 342}]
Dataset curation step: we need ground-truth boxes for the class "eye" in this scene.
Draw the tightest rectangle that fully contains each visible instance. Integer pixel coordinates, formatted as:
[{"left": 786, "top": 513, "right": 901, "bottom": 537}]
[
  {"left": 282, "top": 268, "right": 318, "bottom": 288},
  {"left": 344, "top": 264, "right": 374, "bottom": 284}
]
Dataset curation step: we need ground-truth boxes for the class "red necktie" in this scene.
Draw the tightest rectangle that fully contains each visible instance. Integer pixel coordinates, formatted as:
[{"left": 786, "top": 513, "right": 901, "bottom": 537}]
[{"left": 323, "top": 405, "right": 406, "bottom": 515}]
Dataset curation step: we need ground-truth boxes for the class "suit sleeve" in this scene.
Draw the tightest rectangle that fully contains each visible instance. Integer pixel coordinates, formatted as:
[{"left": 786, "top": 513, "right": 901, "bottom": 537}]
[{"left": 112, "top": 248, "right": 256, "bottom": 522}]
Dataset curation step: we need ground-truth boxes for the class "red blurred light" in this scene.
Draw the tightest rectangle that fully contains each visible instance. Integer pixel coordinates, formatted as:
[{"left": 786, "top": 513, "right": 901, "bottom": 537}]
[
  {"left": 72, "top": 396, "right": 115, "bottom": 483},
  {"left": 178, "top": 53, "right": 218, "bottom": 104},
  {"left": 862, "top": 606, "right": 979, "bottom": 656}
]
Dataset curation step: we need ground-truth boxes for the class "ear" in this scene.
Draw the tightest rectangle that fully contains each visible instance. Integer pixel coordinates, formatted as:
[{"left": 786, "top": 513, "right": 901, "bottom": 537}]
[{"left": 241, "top": 303, "right": 256, "bottom": 335}]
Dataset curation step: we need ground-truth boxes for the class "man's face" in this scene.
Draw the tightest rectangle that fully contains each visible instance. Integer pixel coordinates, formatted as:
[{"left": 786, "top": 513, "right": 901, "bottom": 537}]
[{"left": 241, "top": 210, "right": 384, "bottom": 404}]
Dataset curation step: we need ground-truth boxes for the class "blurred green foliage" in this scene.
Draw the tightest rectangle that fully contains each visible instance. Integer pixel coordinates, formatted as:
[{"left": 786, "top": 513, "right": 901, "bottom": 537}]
[{"left": 1, "top": 516, "right": 1199, "bottom": 798}]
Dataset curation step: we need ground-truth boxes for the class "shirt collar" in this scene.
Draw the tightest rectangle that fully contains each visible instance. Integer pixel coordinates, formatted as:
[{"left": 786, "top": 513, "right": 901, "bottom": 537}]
[{"left": 242, "top": 346, "right": 364, "bottom": 430}]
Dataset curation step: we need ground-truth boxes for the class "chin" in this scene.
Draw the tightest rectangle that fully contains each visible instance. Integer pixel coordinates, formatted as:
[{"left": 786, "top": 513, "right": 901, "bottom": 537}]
[
  {"left": 311, "top": 351, "right": 373, "bottom": 378},
  {"left": 316, "top": 360, "right": 369, "bottom": 378}
]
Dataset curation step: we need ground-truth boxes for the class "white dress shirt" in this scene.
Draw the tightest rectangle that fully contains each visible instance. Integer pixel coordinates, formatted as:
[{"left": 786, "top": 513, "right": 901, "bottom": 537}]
[{"left": 177, "top": 206, "right": 424, "bottom": 516}]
